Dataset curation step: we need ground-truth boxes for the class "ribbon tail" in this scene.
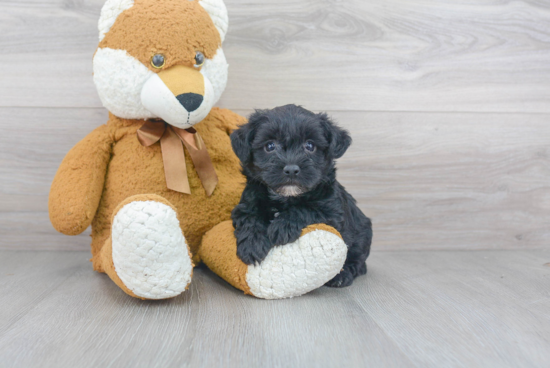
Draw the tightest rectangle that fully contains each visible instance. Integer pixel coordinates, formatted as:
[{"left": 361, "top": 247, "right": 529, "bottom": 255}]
[
  {"left": 160, "top": 128, "right": 191, "bottom": 194},
  {"left": 181, "top": 132, "right": 218, "bottom": 196}
]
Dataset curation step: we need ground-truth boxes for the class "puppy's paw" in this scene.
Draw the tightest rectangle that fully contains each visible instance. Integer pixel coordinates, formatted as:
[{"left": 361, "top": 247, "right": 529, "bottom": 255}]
[
  {"left": 236, "top": 232, "right": 272, "bottom": 265},
  {"left": 325, "top": 268, "right": 354, "bottom": 288},
  {"left": 267, "top": 218, "right": 303, "bottom": 246},
  {"left": 357, "top": 262, "right": 367, "bottom": 276}
]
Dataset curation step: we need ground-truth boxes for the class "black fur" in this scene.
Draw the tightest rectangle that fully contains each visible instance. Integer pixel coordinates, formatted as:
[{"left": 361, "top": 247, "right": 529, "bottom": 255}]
[{"left": 230, "top": 104, "right": 373, "bottom": 287}]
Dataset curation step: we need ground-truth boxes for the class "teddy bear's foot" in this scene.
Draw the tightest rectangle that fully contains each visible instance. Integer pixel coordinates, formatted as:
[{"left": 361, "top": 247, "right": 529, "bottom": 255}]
[
  {"left": 200, "top": 221, "right": 347, "bottom": 299},
  {"left": 100, "top": 195, "right": 194, "bottom": 300}
]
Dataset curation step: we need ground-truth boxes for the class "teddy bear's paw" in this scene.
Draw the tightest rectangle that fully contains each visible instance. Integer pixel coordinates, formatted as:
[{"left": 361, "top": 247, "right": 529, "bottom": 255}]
[
  {"left": 111, "top": 200, "right": 193, "bottom": 299},
  {"left": 245, "top": 227, "right": 348, "bottom": 299}
]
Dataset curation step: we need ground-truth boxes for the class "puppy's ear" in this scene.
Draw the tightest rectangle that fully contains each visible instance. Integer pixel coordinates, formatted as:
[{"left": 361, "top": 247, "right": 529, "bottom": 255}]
[
  {"left": 231, "top": 110, "right": 266, "bottom": 164},
  {"left": 230, "top": 125, "right": 252, "bottom": 164},
  {"left": 319, "top": 113, "right": 352, "bottom": 159},
  {"left": 231, "top": 109, "right": 271, "bottom": 163}
]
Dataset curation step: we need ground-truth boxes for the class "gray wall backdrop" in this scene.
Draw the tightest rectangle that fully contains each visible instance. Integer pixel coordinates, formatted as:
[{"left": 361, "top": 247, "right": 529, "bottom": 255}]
[{"left": 1, "top": 0, "right": 550, "bottom": 251}]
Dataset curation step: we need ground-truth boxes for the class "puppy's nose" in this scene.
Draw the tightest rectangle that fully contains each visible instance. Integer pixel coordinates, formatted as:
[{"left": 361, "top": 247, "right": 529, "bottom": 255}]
[
  {"left": 176, "top": 93, "right": 203, "bottom": 112},
  {"left": 283, "top": 165, "right": 300, "bottom": 178}
]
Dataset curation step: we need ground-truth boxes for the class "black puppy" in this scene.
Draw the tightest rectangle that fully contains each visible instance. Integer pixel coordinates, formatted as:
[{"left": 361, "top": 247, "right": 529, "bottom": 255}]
[{"left": 230, "top": 105, "right": 372, "bottom": 287}]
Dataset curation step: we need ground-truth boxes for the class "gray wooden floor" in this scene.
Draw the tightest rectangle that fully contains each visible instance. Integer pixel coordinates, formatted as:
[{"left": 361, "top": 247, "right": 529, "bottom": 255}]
[{"left": 0, "top": 250, "right": 548, "bottom": 368}]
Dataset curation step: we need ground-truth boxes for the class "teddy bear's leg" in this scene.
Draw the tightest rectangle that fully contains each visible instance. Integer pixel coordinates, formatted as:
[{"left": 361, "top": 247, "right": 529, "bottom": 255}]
[
  {"left": 97, "top": 194, "right": 194, "bottom": 300},
  {"left": 199, "top": 221, "right": 348, "bottom": 299}
]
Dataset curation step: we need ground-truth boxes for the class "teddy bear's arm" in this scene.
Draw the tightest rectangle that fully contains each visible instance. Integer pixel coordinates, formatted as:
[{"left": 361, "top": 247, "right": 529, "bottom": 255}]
[{"left": 49, "top": 125, "right": 113, "bottom": 236}]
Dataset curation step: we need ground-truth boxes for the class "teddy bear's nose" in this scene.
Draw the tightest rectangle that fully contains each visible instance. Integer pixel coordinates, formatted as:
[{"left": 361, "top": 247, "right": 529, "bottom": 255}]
[{"left": 176, "top": 93, "right": 203, "bottom": 112}]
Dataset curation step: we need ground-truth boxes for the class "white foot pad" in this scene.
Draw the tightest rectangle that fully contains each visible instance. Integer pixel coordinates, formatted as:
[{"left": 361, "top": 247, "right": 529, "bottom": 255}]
[
  {"left": 112, "top": 201, "right": 193, "bottom": 299},
  {"left": 246, "top": 230, "right": 348, "bottom": 299}
]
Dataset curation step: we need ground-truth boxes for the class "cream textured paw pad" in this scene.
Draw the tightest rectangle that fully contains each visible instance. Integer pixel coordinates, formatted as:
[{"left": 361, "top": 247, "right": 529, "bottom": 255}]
[
  {"left": 112, "top": 201, "right": 193, "bottom": 299},
  {"left": 246, "top": 230, "right": 348, "bottom": 299}
]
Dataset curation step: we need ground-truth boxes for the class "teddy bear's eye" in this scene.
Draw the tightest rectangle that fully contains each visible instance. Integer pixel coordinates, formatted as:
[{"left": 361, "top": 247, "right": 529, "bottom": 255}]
[
  {"left": 151, "top": 54, "right": 165, "bottom": 69},
  {"left": 305, "top": 141, "right": 316, "bottom": 152},
  {"left": 194, "top": 51, "right": 205, "bottom": 67},
  {"left": 265, "top": 142, "right": 276, "bottom": 153}
]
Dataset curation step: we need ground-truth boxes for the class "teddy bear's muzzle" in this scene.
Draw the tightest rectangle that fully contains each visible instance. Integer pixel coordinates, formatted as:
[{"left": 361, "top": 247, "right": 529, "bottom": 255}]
[{"left": 141, "top": 65, "right": 215, "bottom": 129}]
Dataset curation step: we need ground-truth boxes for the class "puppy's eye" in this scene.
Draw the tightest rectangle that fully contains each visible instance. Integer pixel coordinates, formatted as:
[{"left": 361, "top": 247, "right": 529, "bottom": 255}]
[
  {"left": 151, "top": 54, "right": 165, "bottom": 69},
  {"left": 265, "top": 142, "right": 276, "bottom": 153},
  {"left": 305, "top": 141, "right": 316, "bottom": 152},
  {"left": 194, "top": 51, "right": 205, "bottom": 67}
]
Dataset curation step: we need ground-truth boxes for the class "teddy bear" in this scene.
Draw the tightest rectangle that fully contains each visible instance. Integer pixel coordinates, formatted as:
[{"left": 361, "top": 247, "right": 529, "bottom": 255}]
[{"left": 49, "top": 0, "right": 348, "bottom": 300}]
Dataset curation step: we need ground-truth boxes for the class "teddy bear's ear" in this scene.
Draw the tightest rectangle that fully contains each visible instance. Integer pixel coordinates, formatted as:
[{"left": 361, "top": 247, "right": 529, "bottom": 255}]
[
  {"left": 198, "top": 0, "right": 229, "bottom": 42},
  {"left": 98, "top": 0, "right": 135, "bottom": 42},
  {"left": 97, "top": 0, "right": 228, "bottom": 43}
]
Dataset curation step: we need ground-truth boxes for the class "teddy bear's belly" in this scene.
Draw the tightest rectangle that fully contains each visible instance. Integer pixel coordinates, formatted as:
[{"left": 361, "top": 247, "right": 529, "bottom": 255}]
[{"left": 90, "top": 131, "right": 244, "bottom": 260}]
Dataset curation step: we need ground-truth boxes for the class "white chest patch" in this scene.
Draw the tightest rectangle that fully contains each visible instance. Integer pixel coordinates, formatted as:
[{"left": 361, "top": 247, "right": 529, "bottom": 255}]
[{"left": 277, "top": 185, "right": 304, "bottom": 197}]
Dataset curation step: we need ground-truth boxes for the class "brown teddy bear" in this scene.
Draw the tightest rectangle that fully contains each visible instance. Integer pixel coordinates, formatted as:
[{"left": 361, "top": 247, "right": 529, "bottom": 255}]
[{"left": 49, "top": 0, "right": 348, "bottom": 300}]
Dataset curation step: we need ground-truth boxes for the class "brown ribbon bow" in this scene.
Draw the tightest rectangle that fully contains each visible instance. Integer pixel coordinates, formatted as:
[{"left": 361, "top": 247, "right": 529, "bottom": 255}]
[{"left": 137, "top": 120, "right": 218, "bottom": 196}]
